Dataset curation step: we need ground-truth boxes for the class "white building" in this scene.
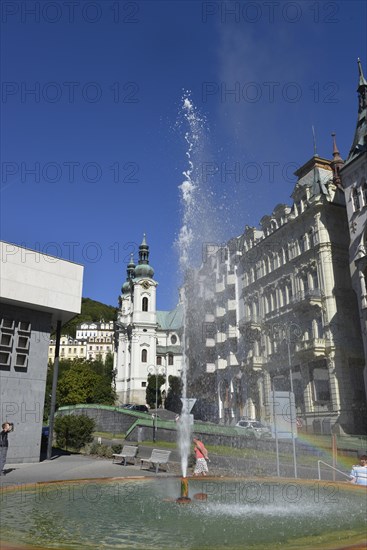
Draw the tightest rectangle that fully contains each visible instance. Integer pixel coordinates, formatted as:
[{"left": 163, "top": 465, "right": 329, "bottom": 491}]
[
  {"left": 340, "top": 59, "right": 367, "bottom": 399},
  {"left": 48, "top": 321, "right": 114, "bottom": 363},
  {"left": 186, "top": 148, "right": 366, "bottom": 434},
  {"left": 115, "top": 236, "right": 183, "bottom": 405}
]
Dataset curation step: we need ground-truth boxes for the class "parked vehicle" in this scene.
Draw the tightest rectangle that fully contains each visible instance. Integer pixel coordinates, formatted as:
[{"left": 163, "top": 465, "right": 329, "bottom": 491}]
[
  {"left": 121, "top": 404, "right": 149, "bottom": 413},
  {"left": 235, "top": 419, "right": 272, "bottom": 439}
]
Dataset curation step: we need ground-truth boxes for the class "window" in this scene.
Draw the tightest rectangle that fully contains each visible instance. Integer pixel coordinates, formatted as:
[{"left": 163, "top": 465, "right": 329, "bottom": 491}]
[
  {"left": 141, "top": 381, "right": 146, "bottom": 388},
  {"left": 352, "top": 188, "right": 361, "bottom": 211},
  {"left": 0, "top": 351, "right": 11, "bottom": 367},
  {"left": 157, "top": 356, "right": 162, "bottom": 365},
  {"left": 171, "top": 334, "right": 177, "bottom": 344},
  {"left": 141, "top": 349, "right": 147, "bottom": 362},
  {"left": 168, "top": 354, "right": 174, "bottom": 365},
  {"left": 15, "top": 353, "right": 28, "bottom": 368},
  {"left": 363, "top": 181, "right": 367, "bottom": 206},
  {"left": 17, "top": 336, "right": 29, "bottom": 350},
  {"left": 18, "top": 321, "right": 31, "bottom": 333},
  {"left": 0, "top": 333, "right": 13, "bottom": 347},
  {"left": 311, "top": 365, "right": 331, "bottom": 403},
  {"left": 142, "top": 297, "right": 148, "bottom": 312}
]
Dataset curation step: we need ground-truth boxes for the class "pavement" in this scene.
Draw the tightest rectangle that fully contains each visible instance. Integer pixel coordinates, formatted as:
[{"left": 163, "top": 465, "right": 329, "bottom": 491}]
[{"left": 0, "top": 443, "right": 353, "bottom": 486}]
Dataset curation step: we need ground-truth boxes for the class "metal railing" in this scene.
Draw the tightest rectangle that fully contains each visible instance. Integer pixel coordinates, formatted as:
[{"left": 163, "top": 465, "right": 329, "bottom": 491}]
[{"left": 317, "top": 460, "right": 351, "bottom": 481}]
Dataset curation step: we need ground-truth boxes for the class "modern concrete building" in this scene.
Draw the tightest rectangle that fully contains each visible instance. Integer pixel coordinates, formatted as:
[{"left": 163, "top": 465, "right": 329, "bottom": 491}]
[
  {"left": 0, "top": 241, "right": 83, "bottom": 462},
  {"left": 340, "top": 59, "right": 367, "bottom": 399},
  {"left": 115, "top": 236, "right": 183, "bottom": 405}
]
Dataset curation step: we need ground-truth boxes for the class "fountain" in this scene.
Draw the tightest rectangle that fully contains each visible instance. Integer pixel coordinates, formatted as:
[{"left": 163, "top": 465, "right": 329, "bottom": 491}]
[{"left": 1, "top": 96, "right": 366, "bottom": 550}]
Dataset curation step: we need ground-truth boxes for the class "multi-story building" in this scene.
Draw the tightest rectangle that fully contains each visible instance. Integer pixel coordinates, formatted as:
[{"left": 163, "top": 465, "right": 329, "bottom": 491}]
[
  {"left": 340, "top": 59, "right": 367, "bottom": 399},
  {"left": 0, "top": 241, "right": 83, "bottom": 462},
  {"left": 115, "top": 236, "right": 183, "bottom": 405},
  {"left": 48, "top": 321, "right": 114, "bottom": 363},
  {"left": 185, "top": 84, "right": 367, "bottom": 434}
]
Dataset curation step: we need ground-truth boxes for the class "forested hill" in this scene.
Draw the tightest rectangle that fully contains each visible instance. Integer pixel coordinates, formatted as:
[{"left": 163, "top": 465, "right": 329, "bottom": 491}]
[{"left": 61, "top": 298, "right": 117, "bottom": 337}]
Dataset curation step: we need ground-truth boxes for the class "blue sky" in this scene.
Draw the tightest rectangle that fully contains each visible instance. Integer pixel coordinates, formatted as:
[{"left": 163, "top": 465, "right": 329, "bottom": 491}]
[{"left": 1, "top": 0, "right": 366, "bottom": 311}]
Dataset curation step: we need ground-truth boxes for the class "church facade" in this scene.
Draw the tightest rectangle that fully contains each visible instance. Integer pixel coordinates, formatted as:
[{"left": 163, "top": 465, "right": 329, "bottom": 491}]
[{"left": 114, "top": 236, "right": 183, "bottom": 405}]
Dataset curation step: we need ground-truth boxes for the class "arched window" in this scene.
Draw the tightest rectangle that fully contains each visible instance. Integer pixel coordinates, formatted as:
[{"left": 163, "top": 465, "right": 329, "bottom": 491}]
[
  {"left": 141, "top": 349, "right": 147, "bottom": 362},
  {"left": 142, "top": 297, "right": 148, "bottom": 312}
]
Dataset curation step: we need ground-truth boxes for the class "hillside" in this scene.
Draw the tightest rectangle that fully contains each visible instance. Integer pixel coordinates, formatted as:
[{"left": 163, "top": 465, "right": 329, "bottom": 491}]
[{"left": 61, "top": 298, "right": 117, "bottom": 337}]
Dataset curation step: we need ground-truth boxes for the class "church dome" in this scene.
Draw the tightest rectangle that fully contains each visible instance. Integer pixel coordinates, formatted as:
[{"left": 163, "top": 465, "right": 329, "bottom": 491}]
[
  {"left": 134, "top": 263, "right": 154, "bottom": 279},
  {"left": 121, "top": 280, "right": 131, "bottom": 294}
]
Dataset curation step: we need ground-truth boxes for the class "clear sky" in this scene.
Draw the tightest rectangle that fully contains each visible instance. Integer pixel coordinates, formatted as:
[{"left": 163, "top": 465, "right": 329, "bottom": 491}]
[{"left": 1, "top": 0, "right": 366, "bottom": 311}]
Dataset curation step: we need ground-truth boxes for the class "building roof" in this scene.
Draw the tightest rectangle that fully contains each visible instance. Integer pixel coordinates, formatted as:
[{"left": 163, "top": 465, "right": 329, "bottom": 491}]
[{"left": 156, "top": 304, "right": 183, "bottom": 330}]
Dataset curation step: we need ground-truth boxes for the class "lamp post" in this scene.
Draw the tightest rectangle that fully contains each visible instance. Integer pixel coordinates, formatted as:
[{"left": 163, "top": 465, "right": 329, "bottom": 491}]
[
  {"left": 284, "top": 325, "right": 298, "bottom": 479},
  {"left": 147, "top": 364, "right": 166, "bottom": 442}
]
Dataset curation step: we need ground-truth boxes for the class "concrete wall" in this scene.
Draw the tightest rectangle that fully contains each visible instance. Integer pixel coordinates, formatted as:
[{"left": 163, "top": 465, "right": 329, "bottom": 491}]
[{"left": 0, "top": 303, "right": 51, "bottom": 463}]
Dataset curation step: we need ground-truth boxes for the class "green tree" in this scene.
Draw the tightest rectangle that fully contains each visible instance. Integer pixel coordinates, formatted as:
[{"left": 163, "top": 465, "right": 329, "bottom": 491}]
[
  {"left": 146, "top": 373, "right": 166, "bottom": 408},
  {"left": 165, "top": 375, "right": 183, "bottom": 413},
  {"left": 54, "top": 415, "right": 95, "bottom": 450},
  {"left": 56, "top": 359, "right": 115, "bottom": 406}
]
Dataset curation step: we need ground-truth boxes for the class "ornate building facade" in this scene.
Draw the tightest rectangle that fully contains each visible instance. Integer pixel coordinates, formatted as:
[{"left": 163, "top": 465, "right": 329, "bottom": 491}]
[
  {"left": 340, "top": 59, "right": 367, "bottom": 399},
  {"left": 114, "top": 236, "right": 183, "bottom": 405},
  {"left": 185, "top": 63, "right": 367, "bottom": 434}
]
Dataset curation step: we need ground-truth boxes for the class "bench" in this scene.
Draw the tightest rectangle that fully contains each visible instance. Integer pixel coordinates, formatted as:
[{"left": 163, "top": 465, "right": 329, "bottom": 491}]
[
  {"left": 140, "top": 449, "right": 171, "bottom": 473},
  {"left": 112, "top": 445, "right": 138, "bottom": 466}
]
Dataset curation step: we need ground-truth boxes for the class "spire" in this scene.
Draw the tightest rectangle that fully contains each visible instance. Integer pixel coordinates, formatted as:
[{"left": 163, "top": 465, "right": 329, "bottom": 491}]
[
  {"left": 138, "top": 234, "right": 149, "bottom": 265},
  {"left": 346, "top": 58, "right": 367, "bottom": 163},
  {"left": 358, "top": 58, "right": 367, "bottom": 89},
  {"left": 127, "top": 253, "right": 135, "bottom": 279},
  {"left": 331, "top": 133, "right": 344, "bottom": 186},
  {"left": 312, "top": 125, "right": 318, "bottom": 156}
]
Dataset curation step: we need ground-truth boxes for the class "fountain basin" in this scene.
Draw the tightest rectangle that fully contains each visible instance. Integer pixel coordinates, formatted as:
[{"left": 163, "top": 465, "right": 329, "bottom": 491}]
[{"left": 1, "top": 477, "right": 366, "bottom": 549}]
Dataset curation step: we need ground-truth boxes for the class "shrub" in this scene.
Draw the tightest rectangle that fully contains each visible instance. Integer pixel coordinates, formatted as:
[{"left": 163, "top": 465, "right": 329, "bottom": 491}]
[
  {"left": 111, "top": 444, "right": 123, "bottom": 454},
  {"left": 54, "top": 414, "right": 95, "bottom": 451}
]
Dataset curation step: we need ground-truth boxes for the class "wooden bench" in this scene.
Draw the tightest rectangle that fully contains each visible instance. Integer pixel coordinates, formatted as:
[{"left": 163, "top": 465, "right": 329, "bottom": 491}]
[
  {"left": 112, "top": 445, "right": 138, "bottom": 466},
  {"left": 140, "top": 449, "right": 171, "bottom": 473}
]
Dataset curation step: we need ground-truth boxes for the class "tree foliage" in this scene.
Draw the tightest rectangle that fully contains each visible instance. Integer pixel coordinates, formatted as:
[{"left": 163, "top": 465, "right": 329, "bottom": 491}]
[
  {"left": 146, "top": 373, "right": 166, "bottom": 408},
  {"left": 54, "top": 415, "right": 95, "bottom": 450},
  {"left": 164, "top": 375, "right": 183, "bottom": 413}
]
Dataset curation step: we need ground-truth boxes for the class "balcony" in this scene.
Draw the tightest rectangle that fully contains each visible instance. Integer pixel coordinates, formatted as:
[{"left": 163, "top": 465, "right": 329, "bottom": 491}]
[
  {"left": 216, "top": 280, "right": 225, "bottom": 293},
  {"left": 206, "top": 362, "right": 216, "bottom": 373},
  {"left": 295, "top": 338, "right": 327, "bottom": 357},
  {"left": 248, "top": 356, "right": 266, "bottom": 371},
  {"left": 292, "top": 289, "right": 323, "bottom": 309},
  {"left": 226, "top": 273, "right": 236, "bottom": 286},
  {"left": 238, "top": 314, "right": 262, "bottom": 334},
  {"left": 216, "top": 332, "right": 227, "bottom": 344},
  {"left": 216, "top": 357, "right": 227, "bottom": 370},
  {"left": 227, "top": 325, "right": 237, "bottom": 339},
  {"left": 205, "top": 313, "right": 215, "bottom": 323},
  {"left": 216, "top": 306, "right": 226, "bottom": 318}
]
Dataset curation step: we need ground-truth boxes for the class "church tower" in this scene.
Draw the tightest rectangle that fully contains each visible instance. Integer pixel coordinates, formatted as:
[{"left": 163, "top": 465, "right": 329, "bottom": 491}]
[{"left": 115, "top": 235, "right": 158, "bottom": 404}]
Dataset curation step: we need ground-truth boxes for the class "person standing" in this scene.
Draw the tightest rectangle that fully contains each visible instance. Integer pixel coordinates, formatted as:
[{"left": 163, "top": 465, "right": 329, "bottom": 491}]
[
  {"left": 349, "top": 455, "right": 367, "bottom": 486},
  {"left": 193, "top": 436, "right": 209, "bottom": 476},
  {"left": 0, "top": 422, "right": 13, "bottom": 476}
]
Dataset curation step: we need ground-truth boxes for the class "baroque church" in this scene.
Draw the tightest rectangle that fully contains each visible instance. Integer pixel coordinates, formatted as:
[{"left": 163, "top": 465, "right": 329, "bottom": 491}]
[{"left": 114, "top": 236, "right": 183, "bottom": 405}]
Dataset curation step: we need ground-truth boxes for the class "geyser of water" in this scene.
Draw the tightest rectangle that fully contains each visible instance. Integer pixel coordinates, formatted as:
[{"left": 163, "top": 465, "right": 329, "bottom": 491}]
[{"left": 176, "top": 94, "right": 205, "bottom": 478}]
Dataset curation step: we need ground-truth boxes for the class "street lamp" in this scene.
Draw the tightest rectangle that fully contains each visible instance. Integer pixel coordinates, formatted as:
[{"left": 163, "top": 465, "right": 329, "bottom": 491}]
[{"left": 147, "top": 364, "right": 166, "bottom": 442}]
